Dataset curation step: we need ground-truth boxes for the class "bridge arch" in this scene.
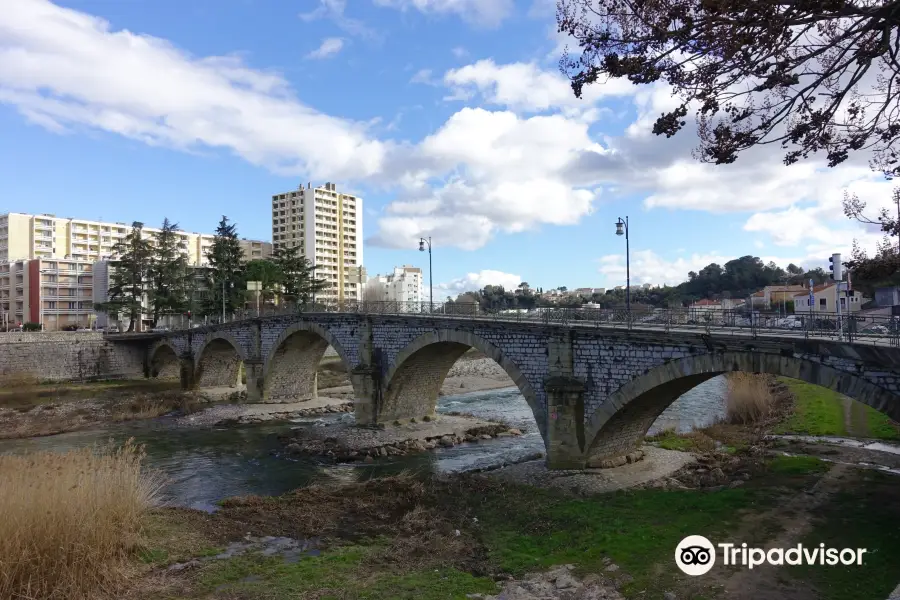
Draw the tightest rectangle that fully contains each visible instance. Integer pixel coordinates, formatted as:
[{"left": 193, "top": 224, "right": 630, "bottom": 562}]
[
  {"left": 383, "top": 330, "right": 544, "bottom": 436},
  {"left": 195, "top": 332, "right": 246, "bottom": 389},
  {"left": 148, "top": 341, "right": 180, "bottom": 380},
  {"left": 263, "top": 322, "right": 359, "bottom": 402},
  {"left": 585, "top": 351, "right": 900, "bottom": 461}
]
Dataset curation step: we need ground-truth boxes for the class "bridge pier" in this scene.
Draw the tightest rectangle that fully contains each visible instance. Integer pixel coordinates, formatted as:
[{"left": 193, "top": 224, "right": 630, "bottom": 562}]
[
  {"left": 179, "top": 354, "right": 197, "bottom": 390},
  {"left": 244, "top": 359, "right": 265, "bottom": 403},
  {"left": 544, "top": 376, "right": 587, "bottom": 469}
]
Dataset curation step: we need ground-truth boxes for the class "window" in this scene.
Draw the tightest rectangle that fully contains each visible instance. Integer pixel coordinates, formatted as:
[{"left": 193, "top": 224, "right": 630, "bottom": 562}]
[
  {"left": 840, "top": 297, "right": 846, "bottom": 309},
  {"left": 819, "top": 298, "right": 827, "bottom": 309}
]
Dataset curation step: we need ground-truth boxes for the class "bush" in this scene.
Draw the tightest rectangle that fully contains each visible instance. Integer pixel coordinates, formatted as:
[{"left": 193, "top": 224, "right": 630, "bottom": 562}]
[
  {"left": 0, "top": 441, "right": 163, "bottom": 600},
  {"left": 725, "top": 372, "right": 775, "bottom": 424},
  {"left": 22, "top": 322, "right": 41, "bottom": 332}
]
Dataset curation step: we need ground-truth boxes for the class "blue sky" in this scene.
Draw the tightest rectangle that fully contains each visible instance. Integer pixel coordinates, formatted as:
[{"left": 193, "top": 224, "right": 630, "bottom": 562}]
[{"left": 1, "top": 0, "right": 895, "bottom": 299}]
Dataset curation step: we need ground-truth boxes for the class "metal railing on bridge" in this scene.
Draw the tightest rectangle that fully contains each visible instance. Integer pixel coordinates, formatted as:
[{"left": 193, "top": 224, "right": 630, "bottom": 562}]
[{"left": 144, "top": 301, "right": 900, "bottom": 347}]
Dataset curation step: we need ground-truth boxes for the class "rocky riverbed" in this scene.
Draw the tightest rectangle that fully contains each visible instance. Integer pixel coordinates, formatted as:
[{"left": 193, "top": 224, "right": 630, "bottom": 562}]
[{"left": 277, "top": 413, "right": 525, "bottom": 461}]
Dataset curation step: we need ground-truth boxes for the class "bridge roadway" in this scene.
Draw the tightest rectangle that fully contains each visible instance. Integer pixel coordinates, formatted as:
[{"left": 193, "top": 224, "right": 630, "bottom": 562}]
[
  {"left": 107, "top": 310, "right": 899, "bottom": 346},
  {"left": 108, "top": 311, "right": 900, "bottom": 470}
]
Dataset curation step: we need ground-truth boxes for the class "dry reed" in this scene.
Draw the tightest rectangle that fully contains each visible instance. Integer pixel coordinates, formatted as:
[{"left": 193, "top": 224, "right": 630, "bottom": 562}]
[
  {"left": 725, "top": 372, "right": 775, "bottom": 424},
  {"left": 0, "top": 440, "right": 164, "bottom": 600}
]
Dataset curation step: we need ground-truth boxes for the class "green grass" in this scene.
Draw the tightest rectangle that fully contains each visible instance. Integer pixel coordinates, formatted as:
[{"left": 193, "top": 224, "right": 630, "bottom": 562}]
[
  {"left": 774, "top": 379, "right": 847, "bottom": 436},
  {"left": 767, "top": 455, "right": 829, "bottom": 475},
  {"left": 471, "top": 483, "right": 775, "bottom": 595},
  {"left": 646, "top": 429, "right": 695, "bottom": 451},
  {"left": 789, "top": 470, "right": 900, "bottom": 600},
  {"left": 195, "top": 545, "right": 498, "bottom": 600},
  {"left": 774, "top": 378, "right": 900, "bottom": 440},
  {"left": 866, "top": 409, "right": 900, "bottom": 441}
]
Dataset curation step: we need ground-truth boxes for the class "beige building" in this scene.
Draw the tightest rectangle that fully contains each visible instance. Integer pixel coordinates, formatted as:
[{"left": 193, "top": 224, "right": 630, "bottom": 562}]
[
  {"left": 0, "top": 212, "right": 271, "bottom": 330},
  {"left": 0, "top": 212, "right": 271, "bottom": 267},
  {"left": 271, "top": 182, "right": 364, "bottom": 302},
  {"left": 793, "top": 282, "right": 862, "bottom": 314}
]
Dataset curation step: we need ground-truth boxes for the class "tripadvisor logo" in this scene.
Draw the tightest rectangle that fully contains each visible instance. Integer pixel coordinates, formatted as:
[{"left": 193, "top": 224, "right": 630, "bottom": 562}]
[{"left": 675, "top": 536, "right": 868, "bottom": 576}]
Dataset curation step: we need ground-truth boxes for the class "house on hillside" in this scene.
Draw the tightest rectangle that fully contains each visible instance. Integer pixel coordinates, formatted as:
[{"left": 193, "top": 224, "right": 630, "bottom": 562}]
[
  {"left": 764, "top": 285, "right": 808, "bottom": 309},
  {"left": 792, "top": 283, "right": 862, "bottom": 314},
  {"left": 689, "top": 298, "right": 722, "bottom": 311}
]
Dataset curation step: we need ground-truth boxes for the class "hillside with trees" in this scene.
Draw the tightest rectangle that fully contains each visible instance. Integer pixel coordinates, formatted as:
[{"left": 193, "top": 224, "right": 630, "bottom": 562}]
[{"left": 448, "top": 256, "right": 830, "bottom": 313}]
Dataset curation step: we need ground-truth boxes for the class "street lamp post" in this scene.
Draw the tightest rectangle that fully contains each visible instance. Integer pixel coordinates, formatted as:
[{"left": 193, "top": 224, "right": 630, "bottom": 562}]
[
  {"left": 419, "top": 237, "right": 433, "bottom": 313},
  {"left": 221, "top": 280, "right": 233, "bottom": 324},
  {"left": 615, "top": 217, "right": 630, "bottom": 321}
]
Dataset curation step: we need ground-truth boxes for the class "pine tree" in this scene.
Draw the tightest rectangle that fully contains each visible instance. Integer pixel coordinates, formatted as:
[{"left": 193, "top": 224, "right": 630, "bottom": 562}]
[
  {"left": 96, "top": 222, "right": 153, "bottom": 332},
  {"left": 147, "top": 218, "right": 190, "bottom": 326},
  {"left": 271, "top": 243, "right": 328, "bottom": 306},
  {"left": 202, "top": 216, "right": 246, "bottom": 320}
]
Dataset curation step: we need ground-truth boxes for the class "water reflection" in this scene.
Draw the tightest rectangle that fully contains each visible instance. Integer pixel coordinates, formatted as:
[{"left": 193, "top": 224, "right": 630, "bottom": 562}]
[{"left": 0, "top": 375, "right": 727, "bottom": 510}]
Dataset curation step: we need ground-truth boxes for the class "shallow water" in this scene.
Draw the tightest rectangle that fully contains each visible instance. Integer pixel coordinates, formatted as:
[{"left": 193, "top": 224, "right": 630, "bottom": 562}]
[{"left": 0, "top": 376, "right": 728, "bottom": 510}]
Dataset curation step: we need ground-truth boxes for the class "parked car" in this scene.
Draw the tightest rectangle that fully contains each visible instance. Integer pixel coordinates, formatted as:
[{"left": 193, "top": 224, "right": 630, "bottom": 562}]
[
  {"left": 150, "top": 326, "right": 170, "bottom": 332},
  {"left": 777, "top": 317, "right": 803, "bottom": 329},
  {"left": 860, "top": 324, "right": 890, "bottom": 335}
]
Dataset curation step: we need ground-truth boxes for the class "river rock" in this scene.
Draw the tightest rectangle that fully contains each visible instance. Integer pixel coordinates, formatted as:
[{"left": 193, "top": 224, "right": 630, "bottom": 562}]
[
  {"left": 285, "top": 443, "right": 302, "bottom": 455},
  {"left": 439, "top": 436, "right": 455, "bottom": 448},
  {"left": 625, "top": 450, "right": 644, "bottom": 464},
  {"left": 480, "top": 434, "right": 493, "bottom": 441},
  {"left": 364, "top": 455, "right": 374, "bottom": 463},
  {"left": 710, "top": 467, "right": 727, "bottom": 483},
  {"left": 508, "top": 428, "right": 523, "bottom": 436}
]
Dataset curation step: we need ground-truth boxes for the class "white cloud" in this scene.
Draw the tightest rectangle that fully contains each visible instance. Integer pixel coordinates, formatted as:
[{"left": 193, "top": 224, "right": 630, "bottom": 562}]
[
  {"left": 299, "top": 0, "right": 381, "bottom": 40},
  {"left": 306, "top": 37, "right": 344, "bottom": 59},
  {"left": 0, "top": 0, "right": 385, "bottom": 181},
  {"left": 435, "top": 269, "right": 522, "bottom": 299},
  {"left": 369, "top": 107, "right": 607, "bottom": 249},
  {"left": 409, "top": 68, "right": 437, "bottom": 85},
  {"left": 443, "top": 59, "right": 634, "bottom": 115},
  {"left": 373, "top": 0, "right": 514, "bottom": 27},
  {"left": 451, "top": 46, "right": 468, "bottom": 58},
  {"left": 598, "top": 250, "right": 735, "bottom": 287}
]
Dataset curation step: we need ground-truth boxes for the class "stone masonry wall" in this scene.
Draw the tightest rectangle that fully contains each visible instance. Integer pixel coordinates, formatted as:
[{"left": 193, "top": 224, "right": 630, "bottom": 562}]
[{"left": 0, "top": 334, "right": 145, "bottom": 382}]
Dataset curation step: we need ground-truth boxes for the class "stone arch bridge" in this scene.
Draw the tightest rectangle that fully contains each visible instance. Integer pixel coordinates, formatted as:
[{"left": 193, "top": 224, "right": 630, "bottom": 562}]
[{"left": 113, "top": 314, "right": 900, "bottom": 469}]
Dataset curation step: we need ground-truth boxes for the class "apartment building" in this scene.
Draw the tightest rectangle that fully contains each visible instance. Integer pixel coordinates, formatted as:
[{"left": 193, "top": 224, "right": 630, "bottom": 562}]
[
  {"left": 0, "top": 212, "right": 271, "bottom": 329},
  {"left": 0, "top": 212, "right": 271, "bottom": 266},
  {"left": 0, "top": 257, "right": 94, "bottom": 330},
  {"left": 271, "top": 182, "right": 364, "bottom": 302},
  {"left": 364, "top": 265, "right": 423, "bottom": 309}
]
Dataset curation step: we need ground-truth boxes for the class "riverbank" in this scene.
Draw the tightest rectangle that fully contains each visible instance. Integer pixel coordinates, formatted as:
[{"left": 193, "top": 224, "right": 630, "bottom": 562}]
[
  {"left": 124, "top": 453, "right": 900, "bottom": 600},
  {"left": 0, "top": 354, "right": 518, "bottom": 440}
]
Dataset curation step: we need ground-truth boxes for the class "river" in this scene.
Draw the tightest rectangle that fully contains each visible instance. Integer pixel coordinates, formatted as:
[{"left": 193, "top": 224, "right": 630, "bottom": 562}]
[{"left": 0, "top": 376, "right": 728, "bottom": 511}]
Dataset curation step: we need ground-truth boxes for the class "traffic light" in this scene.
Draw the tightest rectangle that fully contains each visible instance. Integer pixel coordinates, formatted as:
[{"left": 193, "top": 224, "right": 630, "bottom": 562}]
[{"left": 829, "top": 253, "right": 843, "bottom": 281}]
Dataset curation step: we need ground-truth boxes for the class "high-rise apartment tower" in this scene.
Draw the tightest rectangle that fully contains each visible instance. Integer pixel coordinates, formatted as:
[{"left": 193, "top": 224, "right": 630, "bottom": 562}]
[{"left": 271, "top": 182, "right": 364, "bottom": 302}]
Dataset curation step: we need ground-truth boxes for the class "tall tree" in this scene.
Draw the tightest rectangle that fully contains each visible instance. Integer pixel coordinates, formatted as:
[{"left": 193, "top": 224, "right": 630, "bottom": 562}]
[
  {"left": 95, "top": 222, "right": 153, "bottom": 332},
  {"left": 271, "top": 244, "right": 328, "bottom": 305},
  {"left": 147, "top": 218, "right": 190, "bottom": 326},
  {"left": 243, "top": 259, "right": 283, "bottom": 304},
  {"left": 558, "top": 0, "right": 900, "bottom": 176},
  {"left": 202, "top": 216, "right": 246, "bottom": 320}
]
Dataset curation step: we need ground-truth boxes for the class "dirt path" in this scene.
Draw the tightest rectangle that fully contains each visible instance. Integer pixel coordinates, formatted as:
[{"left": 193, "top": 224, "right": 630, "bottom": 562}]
[
  {"left": 842, "top": 396, "right": 871, "bottom": 438},
  {"left": 714, "top": 463, "right": 851, "bottom": 600}
]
